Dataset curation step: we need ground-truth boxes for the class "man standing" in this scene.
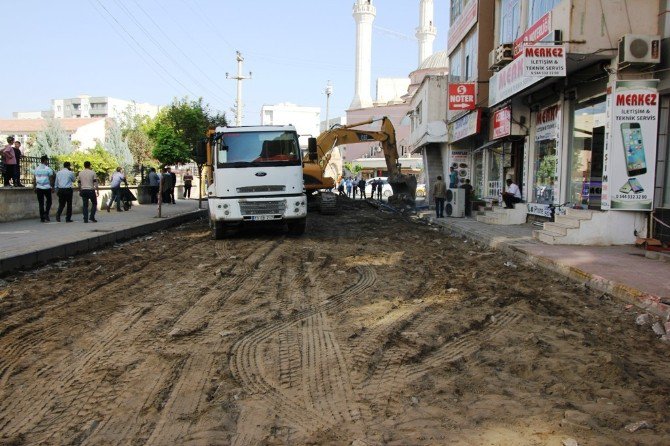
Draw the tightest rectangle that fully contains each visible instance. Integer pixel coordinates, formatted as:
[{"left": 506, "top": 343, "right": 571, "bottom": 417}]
[
  {"left": 358, "top": 177, "right": 367, "bottom": 199},
  {"left": 161, "top": 167, "right": 173, "bottom": 204},
  {"left": 502, "top": 178, "right": 522, "bottom": 209},
  {"left": 12, "top": 141, "right": 24, "bottom": 186},
  {"left": 169, "top": 167, "right": 177, "bottom": 204},
  {"left": 32, "top": 155, "right": 55, "bottom": 222},
  {"left": 449, "top": 165, "right": 458, "bottom": 189},
  {"left": 148, "top": 167, "right": 159, "bottom": 203},
  {"left": 107, "top": 167, "right": 126, "bottom": 212},
  {"left": 460, "top": 179, "right": 474, "bottom": 217},
  {"left": 3, "top": 136, "right": 18, "bottom": 187},
  {"left": 432, "top": 175, "right": 447, "bottom": 218},
  {"left": 55, "top": 161, "right": 76, "bottom": 222},
  {"left": 78, "top": 161, "right": 99, "bottom": 223},
  {"left": 376, "top": 178, "right": 383, "bottom": 200},
  {"left": 183, "top": 170, "right": 193, "bottom": 199}
]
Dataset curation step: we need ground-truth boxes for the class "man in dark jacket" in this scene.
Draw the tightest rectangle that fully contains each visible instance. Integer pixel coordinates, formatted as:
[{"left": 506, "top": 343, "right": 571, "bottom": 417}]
[{"left": 358, "top": 178, "right": 367, "bottom": 199}]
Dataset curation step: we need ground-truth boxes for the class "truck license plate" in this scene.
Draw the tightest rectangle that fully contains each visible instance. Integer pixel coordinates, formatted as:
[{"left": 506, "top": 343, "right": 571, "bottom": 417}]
[{"left": 251, "top": 215, "right": 275, "bottom": 221}]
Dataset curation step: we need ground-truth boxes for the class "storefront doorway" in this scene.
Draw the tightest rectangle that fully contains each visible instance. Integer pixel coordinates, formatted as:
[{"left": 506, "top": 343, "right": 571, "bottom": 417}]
[{"left": 569, "top": 97, "right": 607, "bottom": 210}]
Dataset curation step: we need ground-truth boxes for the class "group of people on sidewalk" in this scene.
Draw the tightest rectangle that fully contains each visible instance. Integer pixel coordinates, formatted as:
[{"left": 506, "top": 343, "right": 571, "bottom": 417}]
[
  {"left": 2, "top": 136, "right": 25, "bottom": 187},
  {"left": 145, "top": 167, "right": 194, "bottom": 205},
  {"left": 431, "top": 172, "right": 521, "bottom": 219},
  {"left": 32, "top": 156, "right": 106, "bottom": 223}
]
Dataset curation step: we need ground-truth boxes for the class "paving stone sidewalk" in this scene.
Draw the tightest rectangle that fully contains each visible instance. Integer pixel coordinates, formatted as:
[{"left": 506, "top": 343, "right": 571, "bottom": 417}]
[{"left": 0, "top": 200, "right": 207, "bottom": 274}]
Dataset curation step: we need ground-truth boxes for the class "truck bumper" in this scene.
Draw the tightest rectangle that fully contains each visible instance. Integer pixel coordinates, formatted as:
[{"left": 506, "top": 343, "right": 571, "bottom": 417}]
[{"left": 209, "top": 196, "right": 307, "bottom": 222}]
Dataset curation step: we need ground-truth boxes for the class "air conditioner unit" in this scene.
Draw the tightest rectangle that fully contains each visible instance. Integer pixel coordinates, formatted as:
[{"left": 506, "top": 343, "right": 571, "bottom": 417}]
[
  {"left": 618, "top": 34, "right": 661, "bottom": 65},
  {"left": 488, "top": 44, "right": 514, "bottom": 71},
  {"left": 445, "top": 188, "right": 465, "bottom": 218}
]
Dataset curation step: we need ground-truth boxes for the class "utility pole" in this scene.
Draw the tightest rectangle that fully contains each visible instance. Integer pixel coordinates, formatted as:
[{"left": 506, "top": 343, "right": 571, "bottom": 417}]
[
  {"left": 226, "top": 51, "right": 252, "bottom": 126},
  {"left": 324, "top": 81, "right": 333, "bottom": 131}
]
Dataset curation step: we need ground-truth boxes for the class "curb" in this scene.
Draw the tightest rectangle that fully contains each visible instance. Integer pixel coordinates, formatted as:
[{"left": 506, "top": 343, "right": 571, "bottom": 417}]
[
  {"left": 0, "top": 209, "right": 208, "bottom": 275},
  {"left": 420, "top": 213, "right": 670, "bottom": 321}
]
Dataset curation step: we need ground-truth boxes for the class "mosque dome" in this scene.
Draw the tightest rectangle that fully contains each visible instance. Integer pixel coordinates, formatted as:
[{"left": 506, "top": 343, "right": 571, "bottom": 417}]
[{"left": 419, "top": 50, "right": 449, "bottom": 70}]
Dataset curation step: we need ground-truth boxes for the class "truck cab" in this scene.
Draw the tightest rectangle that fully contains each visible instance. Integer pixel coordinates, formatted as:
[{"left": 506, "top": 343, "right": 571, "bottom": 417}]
[{"left": 207, "top": 125, "right": 307, "bottom": 238}]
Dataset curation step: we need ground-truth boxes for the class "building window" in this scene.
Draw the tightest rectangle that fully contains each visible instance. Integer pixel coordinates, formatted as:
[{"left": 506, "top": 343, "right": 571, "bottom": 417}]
[
  {"left": 528, "top": 0, "right": 560, "bottom": 26},
  {"left": 464, "top": 29, "right": 478, "bottom": 81},
  {"left": 500, "top": 0, "right": 521, "bottom": 44},
  {"left": 568, "top": 97, "right": 607, "bottom": 209},
  {"left": 450, "top": 0, "right": 473, "bottom": 25},
  {"left": 533, "top": 141, "right": 558, "bottom": 204},
  {"left": 415, "top": 102, "right": 423, "bottom": 125},
  {"left": 449, "top": 48, "right": 463, "bottom": 83}
]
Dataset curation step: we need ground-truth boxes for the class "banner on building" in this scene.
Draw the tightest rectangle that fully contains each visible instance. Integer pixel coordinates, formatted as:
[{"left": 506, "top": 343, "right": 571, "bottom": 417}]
[
  {"left": 448, "top": 83, "right": 477, "bottom": 110},
  {"left": 447, "top": 0, "right": 478, "bottom": 55},
  {"left": 523, "top": 45, "right": 566, "bottom": 77},
  {"left": 449, "top": 149, "right": 470, "bottom": 184},
  {"left": 602, "top": 80, "right": 659, "bottom": 211},
  {"left": 449, "top": 109, "right": 481, "bottom": 142},
  {"left": 513, "top": 12, "right": 552, "bottom": 57},
  {"left": 492, "top": 107, "right": 511, "bottom": 139}
]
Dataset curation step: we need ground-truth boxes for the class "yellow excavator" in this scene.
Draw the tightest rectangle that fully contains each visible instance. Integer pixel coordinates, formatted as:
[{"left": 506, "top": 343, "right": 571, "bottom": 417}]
[{"left": 304, "top": 117, "right": 417, "bottom": 213}]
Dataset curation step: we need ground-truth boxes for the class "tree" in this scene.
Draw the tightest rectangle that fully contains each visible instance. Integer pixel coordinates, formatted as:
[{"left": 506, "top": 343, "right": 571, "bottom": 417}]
[
  {"left": 344, "top": 162, "right": 363, "bottom": 177},
  {"left": 32, "top": 118, "right": 73, "bottom": 157},
  {"left": 59, "top": 143, "right": 117, "bottom": 184},
  {"left": 147, "top": 97, "right": 226, "bottom": 166},
  {"left": 120, "top": 105, "right": 154, "bottom": 164},
  {"left": 104, "top": 120, "right": 133, "bottom": 172}
]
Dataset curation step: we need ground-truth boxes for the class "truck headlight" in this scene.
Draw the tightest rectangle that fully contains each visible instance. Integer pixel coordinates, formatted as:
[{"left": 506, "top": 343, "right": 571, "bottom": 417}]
[
  {"left": 223, "top": 204, "right": 229, "bottom": 209},
  {"left": 295, "top": 201, "right": 301, "bottom": 207}
]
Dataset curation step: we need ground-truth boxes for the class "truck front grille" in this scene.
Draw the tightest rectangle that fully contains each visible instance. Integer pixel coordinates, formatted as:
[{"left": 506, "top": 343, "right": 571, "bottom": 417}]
[
  {"left": 237, "top": 185, "right": 286, "bottom": 193},
  {"left": 239, "top": 200, "right": 286, "bottom": 216}
]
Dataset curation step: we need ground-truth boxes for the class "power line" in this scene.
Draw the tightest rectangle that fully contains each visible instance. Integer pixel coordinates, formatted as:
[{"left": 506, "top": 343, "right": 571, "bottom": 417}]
[
  {"left": 112, "top": 0, "right": 230, "bottom": 106},
  {"left": 87, "top": 0, "right": 180, "bottom": 94},
  {"left": 92, "top": 0, "right": 201, "bottom": 98}
]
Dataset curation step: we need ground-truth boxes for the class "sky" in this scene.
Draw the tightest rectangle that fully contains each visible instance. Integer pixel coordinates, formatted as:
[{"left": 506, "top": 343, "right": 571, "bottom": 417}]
[{"left": 3, "top": 0, "right": 448, "bottom": 125}]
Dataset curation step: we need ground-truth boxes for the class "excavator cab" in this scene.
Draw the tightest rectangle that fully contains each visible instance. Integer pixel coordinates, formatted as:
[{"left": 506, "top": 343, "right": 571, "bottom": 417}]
[{"left": 307, "top": 137, "right": 318, "bottom": 161}]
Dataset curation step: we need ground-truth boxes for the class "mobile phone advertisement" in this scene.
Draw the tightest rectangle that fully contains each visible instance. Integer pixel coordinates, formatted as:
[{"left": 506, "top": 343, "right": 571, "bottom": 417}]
[{"left": 602, "top": 79, "right": 659, "bottom": 211}]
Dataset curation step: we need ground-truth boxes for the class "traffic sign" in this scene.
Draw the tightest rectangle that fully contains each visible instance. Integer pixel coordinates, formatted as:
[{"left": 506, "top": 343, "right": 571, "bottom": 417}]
[{"left": 448, "top": 83, "right": 476, "bottom": 111}]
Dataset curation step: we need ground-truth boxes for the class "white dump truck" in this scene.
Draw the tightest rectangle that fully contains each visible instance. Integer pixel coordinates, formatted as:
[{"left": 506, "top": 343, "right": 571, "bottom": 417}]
[{"left": 203, "top": 125, "right": 307, "bottom": 238}]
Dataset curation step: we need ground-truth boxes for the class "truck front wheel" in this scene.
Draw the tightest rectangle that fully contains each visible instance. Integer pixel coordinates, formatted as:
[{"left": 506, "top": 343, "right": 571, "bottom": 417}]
[
  {"left": 212, "top": 221, "right": 226, "bottom": 239},
  {"left": 287, "top": 218, "right": 306, "bottom": 236}
]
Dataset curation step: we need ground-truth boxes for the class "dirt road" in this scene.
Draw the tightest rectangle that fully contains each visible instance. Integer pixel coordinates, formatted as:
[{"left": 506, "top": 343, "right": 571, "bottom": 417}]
[{"left": 1, "top": 201, "right": 669, "bottom": 445}]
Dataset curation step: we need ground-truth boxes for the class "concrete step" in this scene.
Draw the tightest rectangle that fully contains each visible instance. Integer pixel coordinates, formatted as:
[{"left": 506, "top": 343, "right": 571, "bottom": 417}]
[
  {"left": 535, "top": 228, "right": 565, "bottom": 244},
  {"left": 565, "top": 208, "right": 593, "bottom": 220},
  {"left": 544, "top": 222, "right": 574, "bottom": 236},
  {"left": 555, "top": 214, "right": 582, "bottom": 228}
]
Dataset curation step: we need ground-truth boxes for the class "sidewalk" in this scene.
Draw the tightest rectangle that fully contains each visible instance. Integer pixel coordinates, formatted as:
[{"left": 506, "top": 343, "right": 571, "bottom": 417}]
[
  {"left": 0, "top": 200, "right": 207, "bottom": 274},
  {"left": 417, "top": 211, "right": 670, "bottom": 320}
]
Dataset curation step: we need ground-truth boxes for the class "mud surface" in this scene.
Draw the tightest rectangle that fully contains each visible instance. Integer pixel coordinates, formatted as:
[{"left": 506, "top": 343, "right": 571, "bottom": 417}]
[{"left": 1, "top": 201, "right": 669, "bottom": 445}]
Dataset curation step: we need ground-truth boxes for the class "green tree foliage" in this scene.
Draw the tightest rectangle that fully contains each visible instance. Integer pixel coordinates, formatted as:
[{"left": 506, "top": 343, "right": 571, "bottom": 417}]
[
  {"left": 57, "top": 143, "right": 118, "bottom": 184},
  {"left": 147, "top": 97, "right": 226, "bottom": 166},
  {"left": 343, "top": 162, "right": 363, "bottom": 177},
  {"left": 120, "top": 105, "right": 154, "bottom": 164},
  {"left": 32, "top": 118, "right": 73, "bottom": 157}
]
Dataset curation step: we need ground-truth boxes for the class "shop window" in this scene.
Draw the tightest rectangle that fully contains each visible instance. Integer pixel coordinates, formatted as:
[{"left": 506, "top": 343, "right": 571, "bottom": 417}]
[
  {"left": 532, "top": 140, "right": 557, "bottom": 204},
  {"left": 568, "top": 98, "right": 606, "bottom": 209},
  {"left": 474, "top": 151, "right": 484, "bottom": 198},
  {"left": 487, "top": 149, "right": 503, "bottom": 198},
  {"left": 528, "top": 0, "right": 560, "bottom": 27}
]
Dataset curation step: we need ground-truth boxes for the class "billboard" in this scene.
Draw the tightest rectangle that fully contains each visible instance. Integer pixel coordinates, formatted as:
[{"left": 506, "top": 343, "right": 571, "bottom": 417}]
[{"left": 602, "top": 80, "right": 659, "bottom": 211}]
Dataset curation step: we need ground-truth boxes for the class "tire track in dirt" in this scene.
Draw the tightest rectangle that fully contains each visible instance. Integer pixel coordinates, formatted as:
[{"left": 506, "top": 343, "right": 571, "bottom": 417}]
[{"left": 229, "top": 266, "right": 376, "bottom": 443}]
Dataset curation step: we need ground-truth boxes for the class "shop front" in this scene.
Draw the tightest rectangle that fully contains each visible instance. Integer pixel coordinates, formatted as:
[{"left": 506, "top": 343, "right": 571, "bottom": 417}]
[
  {"left": 527, "top": 102, "right": 562, "bottom": 218},
  {"left": 447, "top": 109, "right": 482, "bottom": 194}
]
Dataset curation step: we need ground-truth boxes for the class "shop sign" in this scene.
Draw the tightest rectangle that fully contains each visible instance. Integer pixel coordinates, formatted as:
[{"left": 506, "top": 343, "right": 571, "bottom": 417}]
[
  {"left": 449, "top": 109, "right": 481, "bottom": 142},
  {"left": 513, "top": 12, "right": 552, "bottom": 58},
  {"left": 602, "top": 80, "right": 659, "bottom": 211},
  {"left": 449, "top": 149, "right": 471, "bottom": 183},
  {"left": 449, "top": 83, "right": 476, "bottom": 110},
  {"left": 527, "top": 203, "right": 552, "bottom": 218},
  {"left": 535, "top": 103, "right": 561, "bottom": 142},
  {"left": 489, "top": 55, "right": 543, "bottom": 106},
  {"left": 447, "top": 0, "right": 478, "bottom": 55},
  {"left": 523, "top": 45, "right": 566, "bottom": 77},
  {"left": 492, "top": 107, "right": 511, "bottom": 139}
]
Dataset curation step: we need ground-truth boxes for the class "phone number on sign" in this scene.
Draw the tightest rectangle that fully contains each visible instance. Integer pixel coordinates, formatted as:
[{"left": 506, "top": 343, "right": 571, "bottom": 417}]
[{"left": 613, "top": 194, "right": 648, "bottom": 200}]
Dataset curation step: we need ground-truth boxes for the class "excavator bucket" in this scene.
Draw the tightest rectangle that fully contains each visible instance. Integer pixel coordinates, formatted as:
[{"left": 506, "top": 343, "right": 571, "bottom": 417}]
[{"left": 388, "top": 173, "right": 417, "bottom": 206}]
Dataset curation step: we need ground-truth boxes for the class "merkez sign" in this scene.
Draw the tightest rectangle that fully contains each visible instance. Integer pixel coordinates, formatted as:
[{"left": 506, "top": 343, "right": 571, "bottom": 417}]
[{"left": 523, "top": 45, "right": 566, "bottom": 77}]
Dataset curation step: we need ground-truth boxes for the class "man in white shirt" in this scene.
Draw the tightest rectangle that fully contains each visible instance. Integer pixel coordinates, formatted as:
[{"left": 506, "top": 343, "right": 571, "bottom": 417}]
[
  {"left": 502, "top": 178, "right": 522, "bottom": 209},
  {"left": 107, "top": 167, "right": 127, "bottom": 212},
  {"left": 55, "top": 161, "right": 76, "bottom": 222}
]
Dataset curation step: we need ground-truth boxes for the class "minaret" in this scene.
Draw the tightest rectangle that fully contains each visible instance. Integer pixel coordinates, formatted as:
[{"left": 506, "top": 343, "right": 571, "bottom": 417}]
[
  {"left": 350, "top": 0, "right": 376, "bottom": 110},
  {"left": 416, "top": 0, "right": 436, "bottom": 67}
]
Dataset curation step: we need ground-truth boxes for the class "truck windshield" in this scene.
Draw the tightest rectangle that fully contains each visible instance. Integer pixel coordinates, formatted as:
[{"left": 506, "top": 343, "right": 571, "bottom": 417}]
[{"left": 217, "top": 131, "right": 301, "bottom": 167}]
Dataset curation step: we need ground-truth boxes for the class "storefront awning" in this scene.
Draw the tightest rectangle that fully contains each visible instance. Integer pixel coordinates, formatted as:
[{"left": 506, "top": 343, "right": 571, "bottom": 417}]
[{"left": 473, "top": 136, "right": 525, "bottom": 154}]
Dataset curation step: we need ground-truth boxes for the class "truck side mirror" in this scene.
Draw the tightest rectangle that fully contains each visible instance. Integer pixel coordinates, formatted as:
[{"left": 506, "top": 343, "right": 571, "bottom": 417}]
[
  {"left": 308, "top": 137, "right": 318, "bottom": 161},
  {"left": 194, "top": 138, "right": 207, "bottom": 165}
]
